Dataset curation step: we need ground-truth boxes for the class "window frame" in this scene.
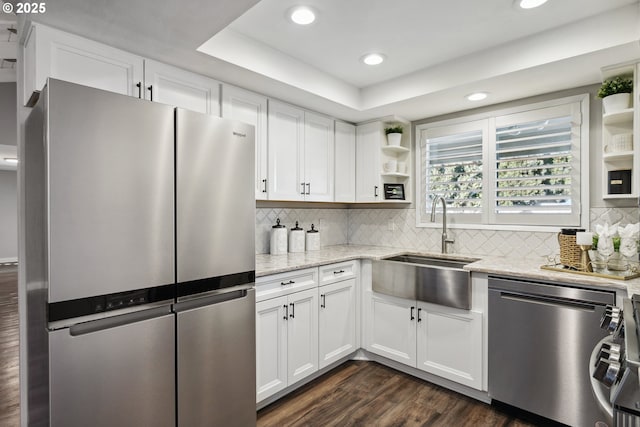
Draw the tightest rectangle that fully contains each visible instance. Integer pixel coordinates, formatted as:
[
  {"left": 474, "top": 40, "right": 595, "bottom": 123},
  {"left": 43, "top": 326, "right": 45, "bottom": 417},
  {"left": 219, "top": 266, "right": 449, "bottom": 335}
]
[{"left": 415, "top": 94, "right": 590, "bottom": 232}]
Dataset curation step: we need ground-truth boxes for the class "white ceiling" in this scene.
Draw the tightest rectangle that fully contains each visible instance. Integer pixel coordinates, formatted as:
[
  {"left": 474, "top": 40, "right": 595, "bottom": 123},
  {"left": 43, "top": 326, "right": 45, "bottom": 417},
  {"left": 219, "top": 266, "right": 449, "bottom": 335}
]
[{"left": 16, "top": 0, "right": 640, "bottom": 122}]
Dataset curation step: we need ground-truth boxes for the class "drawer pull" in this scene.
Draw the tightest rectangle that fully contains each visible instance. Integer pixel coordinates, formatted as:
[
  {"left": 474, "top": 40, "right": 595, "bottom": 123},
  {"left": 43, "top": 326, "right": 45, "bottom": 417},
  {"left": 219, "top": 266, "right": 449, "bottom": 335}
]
[
  {"left": 280, "top": 280, "right": 295, "bottom": 286},
  {"left": 333, "top": 270, "right": 345, "bottom": 275}
]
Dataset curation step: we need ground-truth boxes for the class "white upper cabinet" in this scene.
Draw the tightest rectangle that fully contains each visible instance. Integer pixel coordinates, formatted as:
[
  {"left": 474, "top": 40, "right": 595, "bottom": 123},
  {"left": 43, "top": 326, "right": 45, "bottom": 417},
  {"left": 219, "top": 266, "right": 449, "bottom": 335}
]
[
  {"left": 304, "top": 112, "right": 334, "bottom": 202},
  {"left": 222, "top": 85, "right": 268, "bottom": 200},
  {"left": 24, "top": 23, "right": 144, "bottom": 104},
  {"left": 356, "top": 122, "right": 382, "bottom": 202},
  {"left": 268, "top": 100, "right": 306, "bottom": 201},
  {"left": 334, "top": 122, "right": 356, "bottom": 202},
  {"left": 144, "top": 60, "right": 220, "bottom": 116},
  {"left": 267, "top": 100, "right": 335, "bottom": 202}
]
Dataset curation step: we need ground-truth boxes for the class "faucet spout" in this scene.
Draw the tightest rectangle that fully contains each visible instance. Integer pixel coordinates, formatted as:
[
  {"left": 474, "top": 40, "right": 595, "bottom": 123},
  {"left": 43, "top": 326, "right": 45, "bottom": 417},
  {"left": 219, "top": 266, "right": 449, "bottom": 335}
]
[{"left": 430, "top": 196, "right": 454, "bottom": 254}]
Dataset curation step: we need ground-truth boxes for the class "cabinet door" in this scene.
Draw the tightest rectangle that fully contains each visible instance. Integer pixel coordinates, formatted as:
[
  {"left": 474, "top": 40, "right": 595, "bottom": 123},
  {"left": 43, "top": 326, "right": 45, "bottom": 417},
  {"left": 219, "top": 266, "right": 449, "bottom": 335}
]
[
  {"left": 367, "top": 292, "right": 416, "bottom": 366},
  {"left": 287, "top": 288, "right": 319, "bottom": 385},
  {"left": 221, "top": 85, "right": 268, "bottom": 200},
  {"left": 26, "top": 23, "right": 144, "bottom": 102},
  {"left": 144, "top": 60, "right": 220, "bottom": 115},
  {"left": 319, "top": 279, "right": 356, "bottom": 369},
  {"left": 335, "top": 122, "right": 356, "bottom": 202},
  {"left": 268, "top": 100, "right": 305, "bottom": 201},
  {"left": 356, "top": 122, "right": 382, "bottom": 202},
  {"left": 256, "top": 296, "right": 288, "bottom": 402},
  {"left": 416, "top": 302, "right": 483, "bottom": 390},
  {"left": 304, "top": 112, "right": 334, "bottom": 202}
]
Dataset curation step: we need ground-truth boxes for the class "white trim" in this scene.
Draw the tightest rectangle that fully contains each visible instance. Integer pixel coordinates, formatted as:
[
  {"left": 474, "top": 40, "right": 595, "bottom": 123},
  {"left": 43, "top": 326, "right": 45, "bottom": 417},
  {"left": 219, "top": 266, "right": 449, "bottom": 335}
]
[{"left": 0, "top": 257, "right": 17, "bottom": 264}]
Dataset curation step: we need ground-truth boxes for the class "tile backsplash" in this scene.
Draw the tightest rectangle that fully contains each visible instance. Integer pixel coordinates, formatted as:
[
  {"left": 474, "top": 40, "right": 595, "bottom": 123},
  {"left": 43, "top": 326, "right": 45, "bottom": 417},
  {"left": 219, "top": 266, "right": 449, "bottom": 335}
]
[{"left": 256, "top": 206, "right": 639, "bottom": 257}]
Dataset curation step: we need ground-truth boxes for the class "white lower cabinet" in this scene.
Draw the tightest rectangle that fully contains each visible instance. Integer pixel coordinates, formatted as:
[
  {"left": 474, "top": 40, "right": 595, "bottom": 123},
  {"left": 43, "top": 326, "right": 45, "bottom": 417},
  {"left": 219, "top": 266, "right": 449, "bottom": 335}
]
[
  {"left": 256, "top": 287, "right": 318, "bottom": 403},
  {"left": 366, "top": 291, "right": 483, "bottom": 390},
  {"left": 416, "top": 302, "right": 482, "bottom": 389},
  {"left": 367, "top": 292, "right": 416, "bottom": 366},
  {"left": 318, "top": 278, "right": 356, "bottom": 368}
]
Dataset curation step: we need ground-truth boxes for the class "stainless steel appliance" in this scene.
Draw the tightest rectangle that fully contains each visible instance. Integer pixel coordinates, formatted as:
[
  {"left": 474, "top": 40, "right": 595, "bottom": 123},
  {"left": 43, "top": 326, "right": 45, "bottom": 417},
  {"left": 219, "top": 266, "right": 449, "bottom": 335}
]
[
  {"left": 488, "top": 276, "right": 615, "bottom": 427},
  {"left": 591, "top": 296, "right": 640, "bottom": 426},
  {"left": 24, "top": 79, "right": 256, "bottom": 426}
]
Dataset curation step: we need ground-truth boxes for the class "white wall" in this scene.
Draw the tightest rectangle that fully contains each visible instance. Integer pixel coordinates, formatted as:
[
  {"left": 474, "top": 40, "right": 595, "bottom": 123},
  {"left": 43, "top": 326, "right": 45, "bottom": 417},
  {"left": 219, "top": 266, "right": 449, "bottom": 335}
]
[
  {"left": 0, "top": 83, "right": 17, "bottom": 146},
  {"left": 0, "top": 170, "right": 17, "bottom": 261}
]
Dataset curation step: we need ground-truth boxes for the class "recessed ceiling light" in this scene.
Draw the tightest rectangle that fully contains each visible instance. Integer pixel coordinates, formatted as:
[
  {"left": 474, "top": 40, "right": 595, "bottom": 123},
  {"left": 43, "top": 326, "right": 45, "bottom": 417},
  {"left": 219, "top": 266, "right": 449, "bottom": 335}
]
[
  {"left": 4, "top": 157, "right": 18, "bottom": 164},
  {"left": 517, "top": 0, "right": 548, "bottom": 9},
  {"left": 289, "top": 6, "right": 316, "bottom": 25},
  {"left": 466, "top": 92, "right": 488, "bottom": 101},
  {"left": 362, "top": 53, "right": 385, "bottom": 66}
]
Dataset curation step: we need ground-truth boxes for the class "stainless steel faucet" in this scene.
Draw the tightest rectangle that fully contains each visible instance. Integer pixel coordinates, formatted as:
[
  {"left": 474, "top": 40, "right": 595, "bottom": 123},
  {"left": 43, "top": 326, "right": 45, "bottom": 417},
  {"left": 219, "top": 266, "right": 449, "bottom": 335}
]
[{"left": 430, "top": 196, "right": 454, "bottom": 254}]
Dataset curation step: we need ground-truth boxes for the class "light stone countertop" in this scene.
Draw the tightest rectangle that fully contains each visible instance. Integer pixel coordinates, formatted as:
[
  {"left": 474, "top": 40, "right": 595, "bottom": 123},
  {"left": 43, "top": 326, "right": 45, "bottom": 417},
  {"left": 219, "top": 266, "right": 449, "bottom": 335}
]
[{"left": 256, "top": 244, "right": 640, "bottom": 296}]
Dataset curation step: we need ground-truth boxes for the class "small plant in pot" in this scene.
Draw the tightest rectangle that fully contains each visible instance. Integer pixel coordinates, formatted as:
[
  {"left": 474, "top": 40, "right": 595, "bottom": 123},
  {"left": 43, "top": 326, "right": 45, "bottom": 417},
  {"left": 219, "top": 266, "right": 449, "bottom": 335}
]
[
  {"left": 384, "top": 125, "right": 403, "bottom": 146},
  {"left": 598, "top": 76, "right": 633, "bottom": 114}
]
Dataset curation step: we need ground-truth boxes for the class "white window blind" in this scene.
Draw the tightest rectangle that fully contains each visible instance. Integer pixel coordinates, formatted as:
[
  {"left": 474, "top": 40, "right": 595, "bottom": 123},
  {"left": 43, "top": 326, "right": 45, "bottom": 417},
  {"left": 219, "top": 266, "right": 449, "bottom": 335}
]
[
  {"left": 416, "top": 96, "right": 587, "bottom": 229},
  {"left": 492, "top": 103, "right": 581, "bottom": 226}
]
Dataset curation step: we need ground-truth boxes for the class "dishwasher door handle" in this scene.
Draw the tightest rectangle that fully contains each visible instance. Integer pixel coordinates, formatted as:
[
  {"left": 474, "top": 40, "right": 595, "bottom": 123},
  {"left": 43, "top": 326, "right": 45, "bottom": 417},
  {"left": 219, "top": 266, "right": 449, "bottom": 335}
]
[{"left": 499, "top": 291, "right": 597, "bottom": 311}]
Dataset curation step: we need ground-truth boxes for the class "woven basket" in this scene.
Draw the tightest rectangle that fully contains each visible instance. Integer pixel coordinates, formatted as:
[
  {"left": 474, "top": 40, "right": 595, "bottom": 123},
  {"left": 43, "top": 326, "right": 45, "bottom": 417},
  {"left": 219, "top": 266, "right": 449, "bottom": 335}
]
[{"left": 559, "top": 233, "right": 582, "bottom": 268}]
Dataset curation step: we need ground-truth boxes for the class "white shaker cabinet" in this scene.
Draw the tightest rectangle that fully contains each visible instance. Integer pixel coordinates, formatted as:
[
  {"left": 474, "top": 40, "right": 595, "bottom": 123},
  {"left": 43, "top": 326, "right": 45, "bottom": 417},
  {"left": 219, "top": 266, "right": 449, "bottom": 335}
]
[
  {"left": 304, "top": 112, "right": 335, "bottom": 202},
  {"left": 366, "top": 292, "right": 417, "bottom": 366},
  {"left": 267, "top": 100, "right": 334, "bottom": 201},
  {"left": 416, "top": 302, "right": 482, "bottom": 389},
  {"left": 255, "top": 269, "right": 319, "bottom": 403},
  {"left": 268, "top": 101, "right": 305, "bottom": 201},
  {"left": 334, "top": 122, "right": 356, "bottom": 202},
  {"left": 221, "top": 85, "right": 268, "bottom": 199},
  {"left": 319, "top": 278, "right": 357, "bottom": 368},
  {"left": 23, "top": 23, "right": 144, "bottom": 104},
  {"left": 355, "top": 122, "right": 382, "bottom": 202},
  {"left": 144, "top": 60, "right": 220, "bottom": 116}
]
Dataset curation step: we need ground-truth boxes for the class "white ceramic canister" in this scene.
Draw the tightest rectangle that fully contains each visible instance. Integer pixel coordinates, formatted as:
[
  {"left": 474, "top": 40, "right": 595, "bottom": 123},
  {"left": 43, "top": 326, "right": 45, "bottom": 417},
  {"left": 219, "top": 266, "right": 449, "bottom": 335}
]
[
  {"left": 270, "top": 218, "right": 288, "bottom": 255},
  {"left": 306, "top": 224, "right": 320, "bottom": 251},
  {"left": 289, "top": 221, "right": 305, "bottom": 253}
]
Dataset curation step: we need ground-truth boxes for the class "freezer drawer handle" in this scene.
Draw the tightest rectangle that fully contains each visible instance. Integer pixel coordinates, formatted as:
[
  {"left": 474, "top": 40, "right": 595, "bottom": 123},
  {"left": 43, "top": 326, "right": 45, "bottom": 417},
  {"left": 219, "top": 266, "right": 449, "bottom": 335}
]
[
  {"left": 283, "top": 304, "right": 288, "bottom": 320},
  {"left": 333, "top": 270, "right": 345, "bottom": 275},
  {"left": 69, "top": 305, "right": 172, "bottom": 336},
  {"left": 320, "top": 294, "right": 325, "bottom": 308},
  {"left": 280, "top": 280, "right": 295, "bottom": 286},
  {"left": 289, "top": 303, "right": 295, "bottom": 318}
]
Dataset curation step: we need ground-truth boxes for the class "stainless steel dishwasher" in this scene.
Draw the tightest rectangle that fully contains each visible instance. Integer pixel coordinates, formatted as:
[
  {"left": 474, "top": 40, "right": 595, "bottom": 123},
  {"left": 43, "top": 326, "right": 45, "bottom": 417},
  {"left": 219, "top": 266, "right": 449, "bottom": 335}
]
[{"left": 488, "top": 276, "right": 615, "bottom": 427}]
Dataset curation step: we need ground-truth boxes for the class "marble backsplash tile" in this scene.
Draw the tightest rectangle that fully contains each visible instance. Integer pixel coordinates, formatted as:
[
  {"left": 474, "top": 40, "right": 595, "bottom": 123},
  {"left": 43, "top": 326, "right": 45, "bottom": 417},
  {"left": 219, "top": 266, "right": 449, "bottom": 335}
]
[{"left": 256, "top": 207, "right": 639, "bottom": 257}]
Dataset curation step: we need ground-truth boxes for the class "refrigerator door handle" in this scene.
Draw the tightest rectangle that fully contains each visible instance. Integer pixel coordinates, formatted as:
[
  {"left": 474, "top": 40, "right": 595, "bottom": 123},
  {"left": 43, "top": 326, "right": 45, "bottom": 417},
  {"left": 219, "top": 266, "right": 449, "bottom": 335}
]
[
  {"left": 69, "top": 305, "right": 172, "bottom": 336},
  {"left": 173, "top": 288, "right": 251, "bottom": 313}
]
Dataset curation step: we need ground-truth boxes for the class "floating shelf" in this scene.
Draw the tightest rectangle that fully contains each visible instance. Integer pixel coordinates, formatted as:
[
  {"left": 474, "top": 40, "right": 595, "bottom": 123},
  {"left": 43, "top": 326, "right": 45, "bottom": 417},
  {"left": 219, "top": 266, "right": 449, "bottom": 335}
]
[
  {"left": 381, "top": 172, "right": 410, "bottom": 178},
  {"left": 381, "top": 145, "right": 410, "bottom": 154},
  {"left": 603, "top": 150, "right": 634, "bottom": 161},
  {"left": 603, "top": 109, "right": 634, "bottom": 125}
]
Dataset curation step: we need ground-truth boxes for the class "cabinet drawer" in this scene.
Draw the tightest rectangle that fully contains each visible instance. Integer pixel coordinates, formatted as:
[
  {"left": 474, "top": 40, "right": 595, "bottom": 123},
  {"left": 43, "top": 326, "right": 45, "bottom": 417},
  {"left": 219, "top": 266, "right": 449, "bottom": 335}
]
[
  {"left": 256, "top": 268, "right": 318, "bottom": 302},
  {"left": 319, "top": 260, "right": 358, "bottom": 286}
]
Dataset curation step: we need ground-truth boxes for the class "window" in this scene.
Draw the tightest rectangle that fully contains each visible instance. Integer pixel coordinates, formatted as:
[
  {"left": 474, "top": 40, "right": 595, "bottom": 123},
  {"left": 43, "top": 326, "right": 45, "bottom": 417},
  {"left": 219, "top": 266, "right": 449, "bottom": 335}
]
[{"left": 417, "top": 95, "right": 588, "bottom": 229}]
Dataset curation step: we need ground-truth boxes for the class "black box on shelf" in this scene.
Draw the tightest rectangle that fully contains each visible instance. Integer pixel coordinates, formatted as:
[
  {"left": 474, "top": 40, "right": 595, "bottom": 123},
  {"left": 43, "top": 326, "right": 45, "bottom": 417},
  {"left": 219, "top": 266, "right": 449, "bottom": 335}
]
[{"left": 608, "top": 169, "right": 632, "bottom": 194}]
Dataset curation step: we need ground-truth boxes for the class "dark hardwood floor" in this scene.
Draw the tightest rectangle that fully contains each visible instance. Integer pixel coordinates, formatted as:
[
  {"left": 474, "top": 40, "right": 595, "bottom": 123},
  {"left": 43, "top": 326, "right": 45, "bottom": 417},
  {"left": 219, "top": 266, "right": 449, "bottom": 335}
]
[
  {"left": 0, "top": 264, "right": 19, "bottom": 427},
  {"left": 258, "top": 361, "right": 542, "bottom": 427}
]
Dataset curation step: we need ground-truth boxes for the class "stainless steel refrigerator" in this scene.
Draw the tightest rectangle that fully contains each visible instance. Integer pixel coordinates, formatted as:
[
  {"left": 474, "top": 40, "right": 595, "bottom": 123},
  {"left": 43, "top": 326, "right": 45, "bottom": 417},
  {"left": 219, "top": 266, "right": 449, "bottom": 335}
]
[{"left": 24, "top": 79, "right": 256, "bottom": 427}]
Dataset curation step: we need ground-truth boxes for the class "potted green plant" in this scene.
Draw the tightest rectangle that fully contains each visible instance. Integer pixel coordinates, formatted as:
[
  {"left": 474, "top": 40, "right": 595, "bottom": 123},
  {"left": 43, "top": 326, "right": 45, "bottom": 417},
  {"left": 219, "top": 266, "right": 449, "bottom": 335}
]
[
  {"left": 598, "top": 76, "right": 633, "bottom": 114},
  {"left": 384, "top": 125, "right": 403, "bottom": 146}
]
